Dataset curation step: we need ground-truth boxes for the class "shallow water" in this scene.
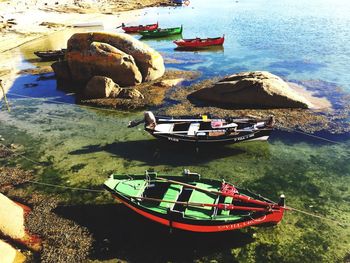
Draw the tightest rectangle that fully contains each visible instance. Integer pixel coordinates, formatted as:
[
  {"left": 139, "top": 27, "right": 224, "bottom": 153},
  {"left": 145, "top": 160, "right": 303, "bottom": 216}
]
[{"left": 1, "top": 0, "right": 350, "bottom": 262}]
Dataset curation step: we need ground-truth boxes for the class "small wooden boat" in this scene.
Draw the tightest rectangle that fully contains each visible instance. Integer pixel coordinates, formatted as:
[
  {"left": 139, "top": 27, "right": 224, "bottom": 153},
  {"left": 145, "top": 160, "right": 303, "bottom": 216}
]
[
  {"left": 104, "top": 169, "right": 285, "bottom": 232},
  {"left": 140, "top": 25, "right": 183, "bottom": 38},
  {"left": 129, "top": 111, "right": 274, "bottom": 144},
  {"left": 174, "top": 35, "right": 225, "bottom": 49},
  {"left": 34, "top": 49, "right": 66, "bottom": 61},
  {"left": 121, "top": 22, "right": 158, "bottom": 33}
]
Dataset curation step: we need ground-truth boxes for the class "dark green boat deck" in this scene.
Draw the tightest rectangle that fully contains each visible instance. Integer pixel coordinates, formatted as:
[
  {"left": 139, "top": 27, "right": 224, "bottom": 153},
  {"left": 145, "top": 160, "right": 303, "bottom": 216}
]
[{"left": 105, "top": 175, "right": 244, "bottom": 221}]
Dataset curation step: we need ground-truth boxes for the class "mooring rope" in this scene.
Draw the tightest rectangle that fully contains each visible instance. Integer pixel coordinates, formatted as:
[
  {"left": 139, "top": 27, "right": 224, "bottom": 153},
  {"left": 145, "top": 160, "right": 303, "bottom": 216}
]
[
  {"left": 278, "top": 127, "right": 343, "bottom": 145},
  {"left": 0, "top": 143, "right": 42, "bottom": 165},
  {"left": 0, "top": 173, "right": 104, "bottom": 193}
]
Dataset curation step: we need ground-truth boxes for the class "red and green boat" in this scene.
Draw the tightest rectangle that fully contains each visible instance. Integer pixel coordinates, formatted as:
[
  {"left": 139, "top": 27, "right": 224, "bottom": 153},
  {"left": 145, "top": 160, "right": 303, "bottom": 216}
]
[
  {"left": 104, "top": 170, "right": 285, "bottom": 232},
  {"left": 121, "top": 22, "right": 158, "bottom": 33},
  {"left": 174, "top": 35, "right": 225, "bottom": 49}
]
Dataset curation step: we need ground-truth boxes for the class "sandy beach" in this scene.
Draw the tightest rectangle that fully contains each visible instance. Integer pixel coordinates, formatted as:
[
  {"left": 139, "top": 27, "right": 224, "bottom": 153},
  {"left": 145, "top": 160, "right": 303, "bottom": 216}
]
[{"left": 0, "top": 0, "right": 168, "bottom": 53}]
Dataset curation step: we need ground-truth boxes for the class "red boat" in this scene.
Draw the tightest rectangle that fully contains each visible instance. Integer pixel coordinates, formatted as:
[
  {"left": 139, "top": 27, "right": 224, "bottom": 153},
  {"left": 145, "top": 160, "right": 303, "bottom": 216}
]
[
  {"left": 174, "top": 35, "right": 225, "bottom": 49},
  {"left": 122, "top": 22, "right": 158, "bottom": 33}
]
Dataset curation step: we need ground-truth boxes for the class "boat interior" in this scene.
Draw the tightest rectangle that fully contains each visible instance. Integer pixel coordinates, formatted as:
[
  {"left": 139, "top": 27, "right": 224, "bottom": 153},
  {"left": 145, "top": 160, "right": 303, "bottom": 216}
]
[{"left": 114, "top": 178, "right": 260, "bottom": 221}]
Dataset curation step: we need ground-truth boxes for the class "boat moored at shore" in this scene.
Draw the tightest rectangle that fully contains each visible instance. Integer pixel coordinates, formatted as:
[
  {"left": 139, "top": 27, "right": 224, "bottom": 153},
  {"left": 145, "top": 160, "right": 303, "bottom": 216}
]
[{"left": 104, "top": 170, "right": 285, "bottom": 232}]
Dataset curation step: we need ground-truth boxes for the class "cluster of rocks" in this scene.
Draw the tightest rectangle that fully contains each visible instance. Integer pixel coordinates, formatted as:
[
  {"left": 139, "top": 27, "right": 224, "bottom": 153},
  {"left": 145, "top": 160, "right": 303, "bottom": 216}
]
[{"left": 52, "top": 32, "right": 165, "bottom": 100}]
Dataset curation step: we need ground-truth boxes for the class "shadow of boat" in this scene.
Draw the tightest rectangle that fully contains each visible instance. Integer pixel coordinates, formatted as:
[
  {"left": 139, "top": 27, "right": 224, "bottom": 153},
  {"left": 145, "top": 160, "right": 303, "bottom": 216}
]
[
  {"left": 68, "top": 139, "right": 250, "bottom": 166},
  {"left": 69, "top": 139, "right": 250, "bottom": 166},
  {"left": 54, "top": 204, "right": 255, "bottom": 261}
]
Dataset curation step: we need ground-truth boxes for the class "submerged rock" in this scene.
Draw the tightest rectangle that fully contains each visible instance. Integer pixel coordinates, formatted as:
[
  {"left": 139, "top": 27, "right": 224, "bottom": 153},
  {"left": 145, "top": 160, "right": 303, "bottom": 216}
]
[
  {"left": 117, "top": 88, "right": 144, "bottom": 99},
  {"left": 190, "top": 71, "right": 312, "bottom": 109},
  {"left": 66, "top": 32, "right": 164, "bottom": 85}
]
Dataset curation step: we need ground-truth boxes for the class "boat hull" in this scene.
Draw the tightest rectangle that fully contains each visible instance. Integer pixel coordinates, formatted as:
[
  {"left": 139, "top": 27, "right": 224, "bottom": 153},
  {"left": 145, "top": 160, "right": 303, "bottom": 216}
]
[
  {"left": 111, "top": 194, "right": 283, "bottom": 232},
  {"left": 140, "top": 26, "right": 183, "bottom": 38},
  {"left": 146, "top": 128, "right": 272, "bottom": 144},
  {"left": 104, "top": 173, "right": 284, "bottom": 233},
  {"left": 174, "top": 36, "right": 224, "bottom": 49},
  {"left": 122, "top": 23, "right": 158, "bottom": 33}
]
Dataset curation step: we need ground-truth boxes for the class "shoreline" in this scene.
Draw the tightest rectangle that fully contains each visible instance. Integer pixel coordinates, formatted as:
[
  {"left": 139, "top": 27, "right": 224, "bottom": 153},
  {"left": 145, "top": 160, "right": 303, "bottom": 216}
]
[{"left": 0, "top": 0, "right": 169, "bottom": 53}]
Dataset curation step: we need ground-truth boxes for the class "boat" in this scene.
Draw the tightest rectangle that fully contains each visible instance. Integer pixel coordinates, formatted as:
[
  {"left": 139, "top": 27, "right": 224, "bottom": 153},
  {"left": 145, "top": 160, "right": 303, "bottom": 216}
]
[
  {"left": 139, "top": 25, "right": 183, "bottom": 38},
  {"left": 104, "top": 169, "right": 285, "bottom": 232},
  {"left": 174, "top": 35, "right": 225, "bottom": 49},
  {"left": 121, "top": 22, "right": 158, "bottom": 33},
  {"left": 172, "top": 0, "right": 190, "bottom": 5},
  {"left": 34, "top": 49, "right": 66, "bottom": 61},
  {"left": 128, "top": 111, "right": 275, "bottom": 144}
]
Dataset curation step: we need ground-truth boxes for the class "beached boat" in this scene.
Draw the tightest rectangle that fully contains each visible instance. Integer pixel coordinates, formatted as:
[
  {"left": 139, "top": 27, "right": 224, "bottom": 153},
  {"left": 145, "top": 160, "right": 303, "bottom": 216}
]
[
  {"left": 121, "top": 22, "right": 158, "bottom": 33},
  {"left": 129, "top": 111, "right": 274, "bottom": 144},
  {"left": 34, "top": 49, "right": 66, "bottom": 61},
  {"left": 174, "top": 35, "right": 225, "bottom": 49},
  {"left": 104, "top": 169, "right": 285, "bottom": 232},
  {"left": 139, "top": 25, "right": 183, "bottom": 38}
]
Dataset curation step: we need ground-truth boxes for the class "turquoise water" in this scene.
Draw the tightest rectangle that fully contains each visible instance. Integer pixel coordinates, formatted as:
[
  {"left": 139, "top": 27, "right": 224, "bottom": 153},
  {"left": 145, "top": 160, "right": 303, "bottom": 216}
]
[{"left": 0, "top": 0, "right": 350, "bottom": 262}]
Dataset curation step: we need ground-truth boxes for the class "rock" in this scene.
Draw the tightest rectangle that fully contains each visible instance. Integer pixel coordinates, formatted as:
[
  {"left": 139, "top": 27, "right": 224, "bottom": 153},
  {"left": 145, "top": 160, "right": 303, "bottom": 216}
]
[
  {"left": 84, "top": 76, "right": 121, "bottom": 99},
  {"left": 0, "top": 193, "right": 42, "bottom": 251},
  {"left": 117, "top": 88, "right": 144, "bottom": 99},
  {"left": 66, "top": 41, "right": 142, "bottom": 86},
  {"left": 190, "top": 71, "right": 311, "bottom": 109},
  {"left": 0, "top": 239, "right": 26, "bottom": 263},
  {"left": 51, "top": 60, "right": 72, "bottom": 83},
  {"left": 67, "top": 32, "right": 164, "bottom": 83}
]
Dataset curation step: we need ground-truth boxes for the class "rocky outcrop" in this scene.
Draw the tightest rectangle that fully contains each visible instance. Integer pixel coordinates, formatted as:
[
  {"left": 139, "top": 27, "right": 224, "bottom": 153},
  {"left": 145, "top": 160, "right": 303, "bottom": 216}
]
[
  {"left": 84, "top": 75, "right": 121, "bottom": 99},
  {"left": 66, "top": 32, "right": 164, "bottom": 85},
  {"left": 190, "top": 71, "right": 311, "bottom": 109},
  {"left": 0, "top": 239, "right": 26, "bottom": 263},
  {"left": 83, "top": 76, "right": 144, "bottom": 100},
  {"left": 0, "top": 193, "right": 41, "bottom": 251},
  {"left": 66, "top": 41, "right": 142, "bottom": 86},
  {"left": 117, "top": 88, "right": 144, "bottom": 99},
  {"left": 51, "top": 61, "right": 72, "bottom": 83}
]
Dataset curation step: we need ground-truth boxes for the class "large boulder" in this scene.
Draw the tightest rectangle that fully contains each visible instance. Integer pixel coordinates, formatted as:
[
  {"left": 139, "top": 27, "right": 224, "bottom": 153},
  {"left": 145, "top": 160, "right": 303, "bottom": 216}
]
[
  {"left": 0, "top": 239, "right": 26, "bottom": 263},
  {"left": 66, "top": 41, "right": 142, "bottom": 86},
  {"left": 190, "top": 71, "right": 311, "bottom": 108},
  {"left": 0, "top": 193, "right": 41, "bottom": 251},
  {"left": 84, "top": 76, "right": 121, "bottom": 99},
  {"left": 67, "top": 32, "right": 165, "bottom": 83}
]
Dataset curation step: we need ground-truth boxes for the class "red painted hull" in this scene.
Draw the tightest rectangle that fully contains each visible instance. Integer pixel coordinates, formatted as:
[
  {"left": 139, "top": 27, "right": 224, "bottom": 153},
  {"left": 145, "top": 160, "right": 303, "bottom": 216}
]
[
  {"left": 174, "top": 36, "right": 225, "bottom": 48},
  {"left": 122, "top": 22, "right": 158, "bottom": 33},
  {"left": 113, "top": 195, "right": 285, "bottom": 233}
]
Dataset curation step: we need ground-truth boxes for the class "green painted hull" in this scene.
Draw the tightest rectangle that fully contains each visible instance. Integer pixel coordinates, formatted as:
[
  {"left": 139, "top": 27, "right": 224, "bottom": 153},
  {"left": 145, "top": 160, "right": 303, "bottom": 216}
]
[{"left": 140, "top": 26, "right": 183, "bottom": 38}]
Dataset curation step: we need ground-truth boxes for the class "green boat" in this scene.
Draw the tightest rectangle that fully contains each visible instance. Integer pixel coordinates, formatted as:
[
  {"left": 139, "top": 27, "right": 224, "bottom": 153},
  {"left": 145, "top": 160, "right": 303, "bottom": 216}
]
[
  {"left": 104, "top": 169, "right": 285, "bottom": 233},
  {"left": 140, "top": 25, "right": 183, "bottom": 38}
]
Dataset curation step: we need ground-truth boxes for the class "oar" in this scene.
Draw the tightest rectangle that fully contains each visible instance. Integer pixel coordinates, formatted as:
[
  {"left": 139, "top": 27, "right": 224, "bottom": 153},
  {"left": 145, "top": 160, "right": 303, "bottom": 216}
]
[
  {"left": 116, "top": 25, "right": 123, "bottom": 29},
  {"left": 127, "top": 195, "right": 274, "bottom": 212},
  {"left": 128, "top": 118, "right": 144, "bottom": 128},
  {"left": 157, "top": 177, "right": 279, "bottom": 208}
]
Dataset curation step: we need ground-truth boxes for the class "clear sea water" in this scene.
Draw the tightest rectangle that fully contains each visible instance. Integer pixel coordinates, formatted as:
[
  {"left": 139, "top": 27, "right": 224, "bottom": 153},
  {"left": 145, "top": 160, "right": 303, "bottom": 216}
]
[{"left": 0, "top": 0, "right": 349, "bottom": 262}]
